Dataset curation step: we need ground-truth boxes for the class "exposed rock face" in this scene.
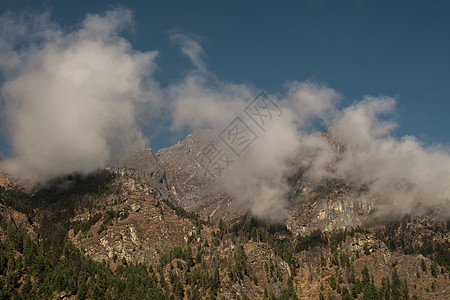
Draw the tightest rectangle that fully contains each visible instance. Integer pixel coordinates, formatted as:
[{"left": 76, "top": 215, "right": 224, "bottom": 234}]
[
  {"left": 0, "top": 202, "right": 37, "bottom": 241},
  {"left": 0, "top": 172, "right": 37, "bottom": 240},
  {"left": 0, "top": 170, "right": 22, "bottom": 191},
  {"left": 109, "top": 147, "right": 170, "bottom": 199},
  {"left": 1, "top": 149, "right": 449, "bottom": 299},
  {"left": 105, "top": 128, "right": 378, "bottom": 233},
  {"left": 69, "top": 175, "right": 194, "bottom": 266},
  {"left": 155, "top": 129, "right": 376, "bottom": 232},
  {"left": 286, "top": 175, "right": 376, "bottom": 236},
  {"left": 156, "top": 130, "right": 245, "bottom": 222}
]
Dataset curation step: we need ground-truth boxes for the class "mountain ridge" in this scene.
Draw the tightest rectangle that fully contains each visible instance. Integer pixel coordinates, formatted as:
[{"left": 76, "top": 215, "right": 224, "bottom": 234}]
[{"left": 0, "top": 130, "right": 449, "bottom": 299}]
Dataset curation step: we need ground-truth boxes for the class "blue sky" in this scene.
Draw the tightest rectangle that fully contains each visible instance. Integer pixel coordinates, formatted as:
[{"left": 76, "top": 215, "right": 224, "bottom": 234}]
[{"left": 1, "top": 0, "right": 450, "bottom": 153}]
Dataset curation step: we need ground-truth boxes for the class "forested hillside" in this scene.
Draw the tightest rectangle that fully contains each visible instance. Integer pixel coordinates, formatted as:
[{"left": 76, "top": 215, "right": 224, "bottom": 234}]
[{"left": 0, "top": 171, "right": 449, "bottom": 299}]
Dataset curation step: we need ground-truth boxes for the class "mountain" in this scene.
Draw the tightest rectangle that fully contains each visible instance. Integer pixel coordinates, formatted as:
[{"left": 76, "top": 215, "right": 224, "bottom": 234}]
[
  {"left": 155, "top": 129, "right": 376, "bottom": 232},
  {"left": 156, "top": 129, "right": 248, "bottom": 222},
  {"left": 0, "top": 131, "right": 449, "bottom": 299}
]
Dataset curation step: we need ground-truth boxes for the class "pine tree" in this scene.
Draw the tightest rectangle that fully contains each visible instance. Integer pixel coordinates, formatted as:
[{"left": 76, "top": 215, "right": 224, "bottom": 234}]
[
  {"left": 330, "top": 275, "right": 337, "bottom": 290},
  {"left": 362, "top": 266, "right": 370, "bottom": 285},
  {"left": 77, "top": 279, "right": 88, "bottom": 300},
  {"left": 391, "top": 268, "right": 402, "bottom": 300}
]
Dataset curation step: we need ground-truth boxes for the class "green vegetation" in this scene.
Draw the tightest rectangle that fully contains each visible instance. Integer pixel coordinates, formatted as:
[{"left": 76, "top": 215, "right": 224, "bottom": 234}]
[
  {"left": 0, "top": 171, "right": 447, "bottom": 299},
  {"left": 72, "top": 212, "right": 102, "bottom": 235},
  {"left": 296, "top": 229, "right": 327, "bottom": 252},
  {"left": 324, "top": 260, "right": 411, "bottom": 300},
  {"left": 0, "top": 213, "right": 228, "bottom": 299},
  {"left": 161, "top": 199, "right": 201, "bottom": 221},
  {"left": 229, "top": 216, "right": 298, "bottom": 272},
  {"left": 0, "top": 214, "right": 168, "bottom": 299},
  {"left": 377, "top": 217, "right": 450, "bottom": 270}
]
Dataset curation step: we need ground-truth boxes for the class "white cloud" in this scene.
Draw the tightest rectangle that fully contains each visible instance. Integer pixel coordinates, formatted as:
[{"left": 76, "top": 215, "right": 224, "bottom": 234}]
[
  {"left": 0, "top": 7, "right": 161, "bottom": 186},
  {"left": 169, "top": 32, "right": 206, "bottom": 71},
  {"left": 0, "top": 8, "right": 448, "bottom": 219}
]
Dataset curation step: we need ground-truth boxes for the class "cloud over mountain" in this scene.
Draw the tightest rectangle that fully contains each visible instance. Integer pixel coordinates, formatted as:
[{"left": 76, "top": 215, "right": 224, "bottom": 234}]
[
  {"left": 0, "top": 8, "right": 448, "bottom": 218},
  {"left": 0, "top": 8, "right": 161, "bottom": 185}
]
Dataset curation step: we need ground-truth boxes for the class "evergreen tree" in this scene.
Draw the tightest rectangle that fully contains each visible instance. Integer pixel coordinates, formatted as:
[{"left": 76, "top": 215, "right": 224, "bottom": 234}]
[
  {"left": 362, "top": 266, "right": 370, "bottom": 285},
  {"left": 391, "top": 268, "right": 402, "bottom": 300},
  {"left": 77, "top": 279, "right": 88, "bottom": 300},
  {"left": 330, "top": 275, "right": 337, "bottom": 290}
]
